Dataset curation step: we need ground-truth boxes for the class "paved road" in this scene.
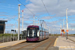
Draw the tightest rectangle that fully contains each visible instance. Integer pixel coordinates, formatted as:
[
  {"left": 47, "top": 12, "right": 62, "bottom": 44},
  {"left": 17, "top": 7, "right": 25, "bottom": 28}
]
[{"left": 0, "top": 36, "right": 58, "bottom": 50}]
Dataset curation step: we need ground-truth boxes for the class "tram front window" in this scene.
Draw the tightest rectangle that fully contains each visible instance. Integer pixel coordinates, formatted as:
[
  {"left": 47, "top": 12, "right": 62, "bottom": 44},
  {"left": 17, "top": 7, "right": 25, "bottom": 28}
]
[
  {"left": 27, "top": 29, "right": 37, "bottom": 38},
  {"left": 27, "top": 28, "right": 39, "bottom": 38}
]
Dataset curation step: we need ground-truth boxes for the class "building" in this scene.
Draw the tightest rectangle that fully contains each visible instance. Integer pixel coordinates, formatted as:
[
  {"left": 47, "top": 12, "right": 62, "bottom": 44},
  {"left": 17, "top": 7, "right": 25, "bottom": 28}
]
[{"left": 0, "top": 20, "right": 7, "bottom": 34}]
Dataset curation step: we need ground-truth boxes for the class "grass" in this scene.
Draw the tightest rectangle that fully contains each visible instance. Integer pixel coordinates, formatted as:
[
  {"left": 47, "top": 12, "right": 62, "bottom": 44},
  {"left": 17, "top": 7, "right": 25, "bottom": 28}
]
[
  {"left": 49, "top": 34, "right": 75, "bottom": 36},
  {"left": 0, "top": 33, "right": 19, "bottom": 37}
]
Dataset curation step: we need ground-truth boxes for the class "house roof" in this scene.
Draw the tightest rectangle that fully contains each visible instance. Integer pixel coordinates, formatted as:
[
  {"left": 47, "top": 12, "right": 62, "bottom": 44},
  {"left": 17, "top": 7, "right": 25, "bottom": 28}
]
[{"left": 0, "top": 19, "right": 7, "bottom": 22}]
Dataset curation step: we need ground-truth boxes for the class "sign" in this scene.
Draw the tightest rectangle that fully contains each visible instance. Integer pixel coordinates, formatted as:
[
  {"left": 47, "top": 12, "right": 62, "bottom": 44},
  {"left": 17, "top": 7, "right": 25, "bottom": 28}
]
[
  {"left": 66, "top": 30, "right": 69, "bottom": 32},
  {"left": 30, "top": 28, "right": 35, "bottom": 29},
  {"left": 63, "top": 32, "right": 65, "bottom": 34},
  {"left": 61, "top": 29, "right": 64, "bottom": 32},
  {"left": 11, "top": 30, "right": 16, "bottom": 32}
]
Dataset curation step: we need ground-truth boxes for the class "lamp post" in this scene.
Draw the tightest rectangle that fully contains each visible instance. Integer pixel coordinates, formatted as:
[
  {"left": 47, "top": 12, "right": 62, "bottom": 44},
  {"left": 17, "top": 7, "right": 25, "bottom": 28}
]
[
  {"left": 18, "top": 4, "right": 21, "bottom": 40},
  {"left": 66, "top": 8, "right": 68, "bottom": 39}
]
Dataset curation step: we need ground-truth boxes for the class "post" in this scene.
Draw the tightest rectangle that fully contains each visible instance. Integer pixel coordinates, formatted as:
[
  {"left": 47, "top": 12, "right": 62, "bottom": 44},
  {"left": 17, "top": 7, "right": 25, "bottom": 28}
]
[
  {"left": 63, "top": 19, "right": 65, "bottom": 36},
  {"left": 66, "top": 8, "right": 68, "bottom": 39},
  {"left": 60, "top": 24, "right": 62, "bottom": 36},
  {"left": 63, "top": 19, "right": 64, "bottom": 29},
  {"left": 18, "top": 4, "right": 21, "bottom": 40},
  {"left": 33, "top": 15, "right": 35, "bottom": 25},
  {"left": 22, "top": 10, "right": 24, "bottom": 31}
]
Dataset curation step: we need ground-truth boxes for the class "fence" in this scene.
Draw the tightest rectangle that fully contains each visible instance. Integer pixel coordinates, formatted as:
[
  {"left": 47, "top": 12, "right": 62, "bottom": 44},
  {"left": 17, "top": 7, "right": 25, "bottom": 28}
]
[{"left": 0, "top": 34, "right": 26, "bottom": 43}]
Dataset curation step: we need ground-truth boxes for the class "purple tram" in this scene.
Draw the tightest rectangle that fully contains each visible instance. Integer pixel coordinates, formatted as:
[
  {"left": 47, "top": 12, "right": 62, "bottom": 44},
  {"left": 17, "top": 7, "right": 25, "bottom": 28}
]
[{"left": 26, "top": 25, "right": 49, "bottom": 41}]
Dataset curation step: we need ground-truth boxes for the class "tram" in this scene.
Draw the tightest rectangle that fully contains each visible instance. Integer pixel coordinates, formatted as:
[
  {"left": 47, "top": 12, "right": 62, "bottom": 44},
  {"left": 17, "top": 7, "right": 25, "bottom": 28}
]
[{"left": 26, "top": 25, "right": 49, "bottom": 41}]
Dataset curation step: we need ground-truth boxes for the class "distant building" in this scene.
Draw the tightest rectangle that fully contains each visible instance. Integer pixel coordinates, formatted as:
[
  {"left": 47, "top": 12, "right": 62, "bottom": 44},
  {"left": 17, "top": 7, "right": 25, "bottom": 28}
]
[{"left": 0, "top": 20, "right": 7, "bottom": 34}]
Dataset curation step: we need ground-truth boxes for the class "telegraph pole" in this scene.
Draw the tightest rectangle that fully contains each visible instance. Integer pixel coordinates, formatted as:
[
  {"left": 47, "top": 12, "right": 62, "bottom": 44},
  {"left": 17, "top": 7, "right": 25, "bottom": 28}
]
[
  {"left": 18, "top": 4, "right": 21, "bottom": 40},
  {"left": 66, "top": 8, "right": 68, "bottom": 39}
]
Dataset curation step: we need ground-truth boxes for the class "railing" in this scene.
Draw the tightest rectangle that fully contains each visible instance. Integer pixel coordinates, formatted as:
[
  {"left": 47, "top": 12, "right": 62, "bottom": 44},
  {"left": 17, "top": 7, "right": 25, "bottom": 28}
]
[{"left": 0, "top": 36, "right": 26, "bottom": 43}]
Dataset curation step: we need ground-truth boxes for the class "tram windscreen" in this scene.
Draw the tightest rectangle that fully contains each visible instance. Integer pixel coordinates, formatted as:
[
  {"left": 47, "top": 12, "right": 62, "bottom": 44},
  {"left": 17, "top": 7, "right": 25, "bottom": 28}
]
[{"left": 27, "top": 27, "right": 39, "bottom": 38}]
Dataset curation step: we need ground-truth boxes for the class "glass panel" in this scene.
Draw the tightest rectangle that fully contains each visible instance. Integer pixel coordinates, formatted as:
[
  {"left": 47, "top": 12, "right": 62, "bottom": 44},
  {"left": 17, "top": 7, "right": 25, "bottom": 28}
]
[
  {"left": 0, "top": 25, "right": 4, "bottom": 31},
  {"left": 27, "top": 27, "right": 39, "bottom": 37},
  {"left": 0, "top": 22, "right": 5, "bottom": 24}
]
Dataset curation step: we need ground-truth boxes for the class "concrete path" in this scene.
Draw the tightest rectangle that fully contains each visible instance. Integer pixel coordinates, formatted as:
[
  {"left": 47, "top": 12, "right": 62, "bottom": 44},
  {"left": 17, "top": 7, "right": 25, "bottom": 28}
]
[
  {"left": 0, "top": 39, "right": 26, "bottom": 48},
  {"left": 54, "top": 36, "right": 75, "bottom": 50},
  {"left": 68, "top": 36, "right": 75, "bottom": 41}
]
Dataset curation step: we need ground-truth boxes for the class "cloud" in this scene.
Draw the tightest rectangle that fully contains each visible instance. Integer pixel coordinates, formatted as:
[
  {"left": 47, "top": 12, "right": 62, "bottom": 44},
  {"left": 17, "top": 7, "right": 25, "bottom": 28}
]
[
  {"left": 69, "top": 23, "right": 75, "bottom": 28},
  {"left": 0, "top": 15, "right": 8, "bottom": 16},
  {"left": 23, "top": 0, "right": 75, "bottom": 18},
  {"left": 41, "top": 16, "right": 53, "bottom": 20},
  {"left": 0, "top": 18, "right": 8, "bottom": 21}
]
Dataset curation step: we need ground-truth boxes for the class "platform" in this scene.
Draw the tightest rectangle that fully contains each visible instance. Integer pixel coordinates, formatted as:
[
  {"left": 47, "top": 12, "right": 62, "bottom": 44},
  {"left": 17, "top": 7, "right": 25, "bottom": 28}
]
[
  {"left": 0, "top": 39, "right": 26, "bottom": 48},
  {"left": 54, "top": 36, "right": 75, "bottom": 50},
  {"left": 68, "top": 36, "right": 75, "bottom": 42}
]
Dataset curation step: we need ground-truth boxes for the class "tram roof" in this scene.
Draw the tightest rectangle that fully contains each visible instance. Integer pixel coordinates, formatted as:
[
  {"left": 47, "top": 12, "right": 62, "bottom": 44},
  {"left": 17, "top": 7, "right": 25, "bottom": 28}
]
[{"left": 27, "top": 25, "right": 39, "bottom": 28}]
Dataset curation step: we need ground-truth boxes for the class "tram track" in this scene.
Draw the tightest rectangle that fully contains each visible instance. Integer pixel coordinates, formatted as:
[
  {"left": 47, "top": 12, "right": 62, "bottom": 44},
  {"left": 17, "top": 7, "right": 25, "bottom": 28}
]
[
  {"left": 45, "top": 37, "right": 56, "bottom": 50},
  {"left": 16, "top": 43, "right": 35, "bottom": 50},
  {"left": 32, "top": 37, "right": 57, "bottom": 50},
  {"left": 32, "top": 38, "right": 52, "bottom": 50},
  {"left": 0, "top": 36, "right": 57, "bottom": 50},
  {"left": 16, "top": 38, "right": 50, "bottom": 50}
]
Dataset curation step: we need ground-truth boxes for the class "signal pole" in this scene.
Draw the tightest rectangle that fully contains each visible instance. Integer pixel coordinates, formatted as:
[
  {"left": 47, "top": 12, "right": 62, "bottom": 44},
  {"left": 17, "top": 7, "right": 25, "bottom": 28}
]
[
  {"left": 66, "top": 8, "right": 68, "bottom": 39},
  {"left": 18, "top": 4, "right": 21, "bottom": 40}
]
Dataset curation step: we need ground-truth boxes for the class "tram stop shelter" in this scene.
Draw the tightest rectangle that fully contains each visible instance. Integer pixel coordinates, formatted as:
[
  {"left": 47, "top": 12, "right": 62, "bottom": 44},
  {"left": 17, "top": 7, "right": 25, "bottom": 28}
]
[{"left": 0, "top": 19, "right": 7, "bottom": 34}]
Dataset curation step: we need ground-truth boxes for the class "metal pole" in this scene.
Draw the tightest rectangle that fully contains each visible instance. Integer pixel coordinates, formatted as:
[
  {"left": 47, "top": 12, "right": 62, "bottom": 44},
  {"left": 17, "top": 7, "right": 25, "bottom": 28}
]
[
  {"left": 66, "top": 8, "right": 68, "bottom": 39},
  {"left": 33, "top": 15, "right": 35, "bottom": 25},
  {"left": 60, "top": 24, "right": 62, "bottom": 36},
  {"left": 63, "top": 19, "right": 64, "bottom": 29},
  {"left": 18, "top": 4, "right": 21, "bottom": 40},
  {"left": 63, "top": 19, "right": 65, "bottom": 36},
  {"left": 22, "top": 10, "right": 24, "bottom": 31}
]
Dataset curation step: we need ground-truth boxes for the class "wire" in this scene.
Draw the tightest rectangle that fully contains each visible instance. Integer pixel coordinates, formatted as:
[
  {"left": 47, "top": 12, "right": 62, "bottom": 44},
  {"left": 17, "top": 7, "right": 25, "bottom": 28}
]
[
  {"left": 18, "top": 0, "right": 35, "bottom": 16},
  {"left": 41, "top": 0, "right": 50, "bottom": 16}
]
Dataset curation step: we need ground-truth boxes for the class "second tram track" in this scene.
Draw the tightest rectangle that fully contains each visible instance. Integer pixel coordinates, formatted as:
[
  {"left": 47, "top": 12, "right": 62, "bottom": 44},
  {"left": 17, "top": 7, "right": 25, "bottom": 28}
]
[
  {"left": 32, "top": 37, "right": 53, "bottom": 50},
  {"left": 16, "top": 43, "right": 35, "bottom": 50},
  {"left": 45, "top": 37, "right": 56, "bottom": 50}
]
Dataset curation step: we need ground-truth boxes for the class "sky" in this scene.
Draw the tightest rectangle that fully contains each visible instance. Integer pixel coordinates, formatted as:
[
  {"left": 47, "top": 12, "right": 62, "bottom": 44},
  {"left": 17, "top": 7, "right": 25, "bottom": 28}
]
[{"left": 0, "top": 0, "right": 75, "bottom": 34}]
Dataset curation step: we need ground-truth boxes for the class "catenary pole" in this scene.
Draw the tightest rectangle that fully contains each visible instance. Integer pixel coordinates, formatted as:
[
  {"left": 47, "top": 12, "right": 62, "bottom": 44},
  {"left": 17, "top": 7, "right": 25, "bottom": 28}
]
[
  {"left": 22, "top": 10, "right": 24, "bottom": 31},
  {"left": 66, "top": 8, "right": 68, "bottom": 39},
  {"left": 18, "top": 4, "right": 21, "bottom": 40}
]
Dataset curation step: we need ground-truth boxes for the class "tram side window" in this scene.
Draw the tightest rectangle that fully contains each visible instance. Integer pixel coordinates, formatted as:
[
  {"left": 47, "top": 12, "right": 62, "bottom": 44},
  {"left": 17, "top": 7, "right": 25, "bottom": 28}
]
[{"left": 40, "top": 30, "right": 42, "bottom": 36}]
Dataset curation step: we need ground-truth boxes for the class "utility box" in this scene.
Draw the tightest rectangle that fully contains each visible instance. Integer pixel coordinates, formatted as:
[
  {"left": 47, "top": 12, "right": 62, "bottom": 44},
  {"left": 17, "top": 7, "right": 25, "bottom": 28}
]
[{"left": 0, "top": 20, "right": 7, "bottom": 34}]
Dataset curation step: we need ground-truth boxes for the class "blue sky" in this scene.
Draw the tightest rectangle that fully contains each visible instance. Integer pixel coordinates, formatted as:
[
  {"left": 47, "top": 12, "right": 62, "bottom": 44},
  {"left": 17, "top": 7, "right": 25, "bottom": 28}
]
[{"left": 0, "top": 0, "right": 75, "bottom": 34}]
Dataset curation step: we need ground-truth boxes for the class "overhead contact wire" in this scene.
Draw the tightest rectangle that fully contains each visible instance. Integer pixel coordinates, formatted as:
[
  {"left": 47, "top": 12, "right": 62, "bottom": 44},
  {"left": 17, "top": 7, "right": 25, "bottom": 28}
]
[
  {"left": 18, "top": 0, "right": 35, "bottom": 16},
  {"left": 41, "top": 0, "right": 50, "bottom": 16}
]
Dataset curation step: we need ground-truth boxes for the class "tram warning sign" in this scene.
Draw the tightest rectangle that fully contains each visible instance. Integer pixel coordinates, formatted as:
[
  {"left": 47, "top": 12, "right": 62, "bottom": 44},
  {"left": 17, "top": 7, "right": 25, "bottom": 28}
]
[
  {"left": 63, "top": 32, "right": 65, "bottom": 34},
  {"left": 61, "top": 29, "right": 64, "bottom": 32},
  {"left": 66, "top": 30, "right": 69, "bottom": 32}
]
